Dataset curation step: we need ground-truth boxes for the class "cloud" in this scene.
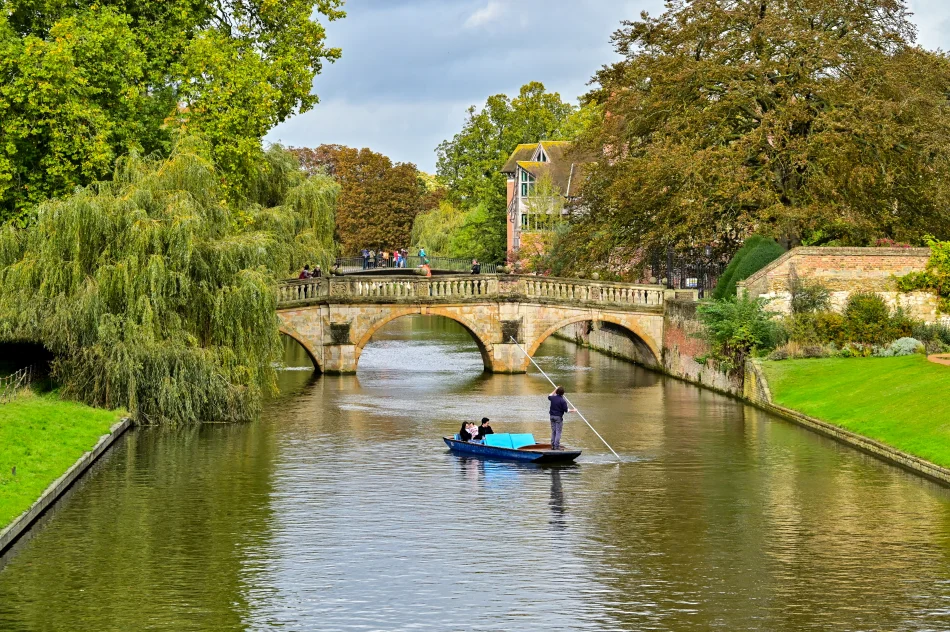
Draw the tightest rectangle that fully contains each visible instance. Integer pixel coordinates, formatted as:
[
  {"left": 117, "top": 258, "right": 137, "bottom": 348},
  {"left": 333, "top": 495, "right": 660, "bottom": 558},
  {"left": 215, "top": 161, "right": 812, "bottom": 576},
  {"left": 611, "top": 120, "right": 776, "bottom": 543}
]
[
  {"left": 464, "top": 1, "right": 504, "bottom": 29},
  {"left": 267, "top": 0, "right": 950, "bottom": 173}
]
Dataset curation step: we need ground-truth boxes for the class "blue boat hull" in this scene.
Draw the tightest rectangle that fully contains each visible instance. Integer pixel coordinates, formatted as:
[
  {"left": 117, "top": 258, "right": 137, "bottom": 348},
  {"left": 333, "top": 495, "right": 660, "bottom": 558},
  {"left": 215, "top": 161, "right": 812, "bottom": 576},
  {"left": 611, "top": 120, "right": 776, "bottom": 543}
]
[{"left": 443, "top": 437, "right": 581, "bottom": 463}]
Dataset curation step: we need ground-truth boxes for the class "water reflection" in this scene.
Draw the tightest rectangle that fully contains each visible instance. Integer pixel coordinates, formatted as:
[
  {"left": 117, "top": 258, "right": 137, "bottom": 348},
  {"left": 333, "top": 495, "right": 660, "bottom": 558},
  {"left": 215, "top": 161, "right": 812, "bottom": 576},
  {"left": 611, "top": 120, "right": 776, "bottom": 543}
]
[{"left": 2, "top": 316, "right": 950, "bottom": 631}]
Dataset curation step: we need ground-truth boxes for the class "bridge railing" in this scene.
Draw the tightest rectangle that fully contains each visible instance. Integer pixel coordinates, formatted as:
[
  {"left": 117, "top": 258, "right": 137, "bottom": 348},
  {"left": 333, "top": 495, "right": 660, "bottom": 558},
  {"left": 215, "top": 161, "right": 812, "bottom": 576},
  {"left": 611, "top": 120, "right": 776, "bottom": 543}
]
[
  {"left": 334, "top": 256, "right": 497, "bottom": 275},
  {"left": 278, "top": 275, "right": 665, "bottom": 310}
]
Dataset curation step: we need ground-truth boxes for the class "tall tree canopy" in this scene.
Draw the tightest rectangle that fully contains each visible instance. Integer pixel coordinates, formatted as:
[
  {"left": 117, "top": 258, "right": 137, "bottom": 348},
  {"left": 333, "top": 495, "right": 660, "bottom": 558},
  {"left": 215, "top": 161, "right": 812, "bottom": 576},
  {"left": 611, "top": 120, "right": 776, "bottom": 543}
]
[
  {"left": 0, "top": 139, "right": 338, "bottom": 423},
  {"left": 433, "top": 82, "right": 583, "bottom": 263},
  {"left": 292, "top": 145, "right": 427, "bottom": 254},
  {"left": 562, "top": 0, "right": 950, "bottom": 272},
  {"left": 0, "top": 0, "right": 344, "bottom": 223}
]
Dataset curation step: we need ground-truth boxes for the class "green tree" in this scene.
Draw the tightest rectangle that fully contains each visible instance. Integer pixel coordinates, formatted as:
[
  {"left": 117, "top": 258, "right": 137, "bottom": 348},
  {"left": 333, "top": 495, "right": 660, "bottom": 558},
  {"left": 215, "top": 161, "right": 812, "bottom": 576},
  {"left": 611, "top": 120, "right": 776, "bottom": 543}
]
[
  {"left": 564, "top": 0, "right": 950, "bottom": 273},
  {"left": 0, "top": 139, "right": 338, "bottom": 423},
  {"left": 697, "top": 296, "right": 782, "bottom": 374},
  {"left": 435, "top": 82, "right": 578, "bottom": 263},
  {"left": 292, "top": 145, "right": 426, "bottom": 254},
  {"left": 0, "top": 0, "right": 344, "bottom": 223},
  {"left": 410, "top": 200, "right": 467, "bottom": 258},
  {"left": 712, "top": 235, "right": 785, "bottom": 299}
]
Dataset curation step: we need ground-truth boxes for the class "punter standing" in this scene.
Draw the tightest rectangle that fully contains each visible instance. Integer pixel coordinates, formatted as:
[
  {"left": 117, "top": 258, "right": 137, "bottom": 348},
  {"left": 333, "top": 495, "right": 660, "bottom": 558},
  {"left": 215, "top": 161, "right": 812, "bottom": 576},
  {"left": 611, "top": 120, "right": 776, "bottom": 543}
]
[{"left": 548, "top": 386, "right": 576, "bottom": 450}]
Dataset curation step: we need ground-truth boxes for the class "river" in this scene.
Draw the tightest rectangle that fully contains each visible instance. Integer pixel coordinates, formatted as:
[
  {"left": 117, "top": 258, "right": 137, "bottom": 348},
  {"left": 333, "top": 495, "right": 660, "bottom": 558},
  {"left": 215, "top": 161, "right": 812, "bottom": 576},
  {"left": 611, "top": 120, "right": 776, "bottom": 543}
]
[{"left": 2, "top": 316, "right": 950, "bottom": 631}]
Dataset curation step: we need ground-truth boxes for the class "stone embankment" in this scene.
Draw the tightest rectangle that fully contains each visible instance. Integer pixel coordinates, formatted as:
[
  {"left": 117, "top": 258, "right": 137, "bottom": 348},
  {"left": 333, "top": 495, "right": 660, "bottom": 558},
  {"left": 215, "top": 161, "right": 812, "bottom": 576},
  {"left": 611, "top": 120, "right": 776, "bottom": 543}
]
[
  {"left": 0, "top": 418, "right": 131, "bottom": 557},
  {"left": 565, "top": 291, "right": 950, "bottom": 487}
]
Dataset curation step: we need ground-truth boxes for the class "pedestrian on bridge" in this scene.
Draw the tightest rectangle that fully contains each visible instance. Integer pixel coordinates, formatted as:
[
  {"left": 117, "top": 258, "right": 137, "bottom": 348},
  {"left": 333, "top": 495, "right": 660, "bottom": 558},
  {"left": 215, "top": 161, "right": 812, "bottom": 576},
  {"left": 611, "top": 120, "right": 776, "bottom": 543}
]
[
  {"left": 548, "top": 386, "right": 576, "bottom": 450},
  {"left": 471, "top": 259, "right": 481, "bottom": 275}
]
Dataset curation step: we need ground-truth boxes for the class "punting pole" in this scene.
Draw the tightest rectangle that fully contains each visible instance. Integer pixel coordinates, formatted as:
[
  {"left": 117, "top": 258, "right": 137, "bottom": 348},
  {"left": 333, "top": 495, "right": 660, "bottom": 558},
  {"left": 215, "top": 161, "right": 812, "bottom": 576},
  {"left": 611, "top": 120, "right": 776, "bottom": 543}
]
[{"left": 509, "top": 337, "right": 622, "bottom": 462}]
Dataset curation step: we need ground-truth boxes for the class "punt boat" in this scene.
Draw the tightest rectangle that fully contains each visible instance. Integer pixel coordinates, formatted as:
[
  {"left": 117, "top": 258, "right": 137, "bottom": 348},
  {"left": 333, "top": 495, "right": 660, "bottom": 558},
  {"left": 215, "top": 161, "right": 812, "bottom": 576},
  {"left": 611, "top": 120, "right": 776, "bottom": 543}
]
[{"left": 443, "top": 432, "right": 581, "bottom": 463}]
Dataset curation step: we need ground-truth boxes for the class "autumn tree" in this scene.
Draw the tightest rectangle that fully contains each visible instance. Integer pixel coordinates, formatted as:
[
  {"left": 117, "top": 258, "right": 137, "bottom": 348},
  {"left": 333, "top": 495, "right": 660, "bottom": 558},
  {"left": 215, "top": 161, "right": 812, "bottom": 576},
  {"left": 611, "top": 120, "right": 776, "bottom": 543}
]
[
  {"left": 434, "top": 82, "right": 582, "bottom": 263},
  {"left": 562, "top": 0, "right": 950, "bottom": 273},
  {"left": 292, "top": 145, "right": 426, "bottom": 253},
  {"left": 0, "top": 0, "right": 344, "bottom": 223}
]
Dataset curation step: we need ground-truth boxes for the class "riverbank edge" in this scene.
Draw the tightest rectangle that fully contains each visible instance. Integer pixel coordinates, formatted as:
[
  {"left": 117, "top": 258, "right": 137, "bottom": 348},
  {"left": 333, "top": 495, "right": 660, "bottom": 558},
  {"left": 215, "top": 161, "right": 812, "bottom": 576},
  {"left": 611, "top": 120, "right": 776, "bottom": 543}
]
[
  {"left": 0, "top": 417, "right": 132, "bottom": 557},
  {"left": 553, "top": 329, "right": 950, "bottom": 487}
]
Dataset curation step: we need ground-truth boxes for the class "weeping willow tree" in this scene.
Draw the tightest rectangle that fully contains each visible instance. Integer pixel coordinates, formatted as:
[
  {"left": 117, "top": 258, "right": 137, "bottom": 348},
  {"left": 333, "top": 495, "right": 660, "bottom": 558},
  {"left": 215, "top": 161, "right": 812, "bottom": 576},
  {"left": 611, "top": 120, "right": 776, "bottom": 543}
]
[{"left": 0, "top": 137, "right": 338, "bottom": 423}]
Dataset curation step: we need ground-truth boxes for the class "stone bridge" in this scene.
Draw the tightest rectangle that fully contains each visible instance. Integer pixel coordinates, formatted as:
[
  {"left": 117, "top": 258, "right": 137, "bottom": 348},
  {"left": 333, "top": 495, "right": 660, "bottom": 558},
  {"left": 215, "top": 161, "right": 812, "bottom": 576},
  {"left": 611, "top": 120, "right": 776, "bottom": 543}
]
[{"left": 276, "top": 275, "right": 667, "bottom": 374}]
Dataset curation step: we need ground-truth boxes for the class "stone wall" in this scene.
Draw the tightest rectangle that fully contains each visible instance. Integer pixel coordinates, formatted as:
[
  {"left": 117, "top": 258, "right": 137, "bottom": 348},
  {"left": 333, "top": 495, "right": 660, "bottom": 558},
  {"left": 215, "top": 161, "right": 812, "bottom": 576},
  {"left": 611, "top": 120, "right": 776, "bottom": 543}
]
[
  {"left": 738, "top": 247, "right": 945, "bottom": 322},
  {"left": 557, "top": 321, "right": 659, "bottom": 369},
  {"left": 557, "top": 299, "right": 741, "bottom": 396},
  {"left": 662, "top": 299, "right": 742, "bottom": 395}
]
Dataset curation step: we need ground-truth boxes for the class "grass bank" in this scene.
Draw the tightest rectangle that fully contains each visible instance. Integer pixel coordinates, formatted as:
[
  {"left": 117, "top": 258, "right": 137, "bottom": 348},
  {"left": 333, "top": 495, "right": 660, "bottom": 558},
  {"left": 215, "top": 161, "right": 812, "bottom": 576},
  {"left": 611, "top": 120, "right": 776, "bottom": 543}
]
[
  {"left": 0, "top": 392, "right": 125, "bottom": 529},
  {"left": 761, "top": 355, "right": 950, "bottom": 469}
]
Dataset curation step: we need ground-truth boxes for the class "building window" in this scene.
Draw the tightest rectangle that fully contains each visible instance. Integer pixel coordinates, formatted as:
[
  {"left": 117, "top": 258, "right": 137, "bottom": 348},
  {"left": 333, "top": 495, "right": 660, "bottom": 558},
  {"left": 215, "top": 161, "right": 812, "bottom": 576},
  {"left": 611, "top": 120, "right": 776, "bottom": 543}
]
[{"left": 520, "top": 170, "right": 535, "bottom": 197}]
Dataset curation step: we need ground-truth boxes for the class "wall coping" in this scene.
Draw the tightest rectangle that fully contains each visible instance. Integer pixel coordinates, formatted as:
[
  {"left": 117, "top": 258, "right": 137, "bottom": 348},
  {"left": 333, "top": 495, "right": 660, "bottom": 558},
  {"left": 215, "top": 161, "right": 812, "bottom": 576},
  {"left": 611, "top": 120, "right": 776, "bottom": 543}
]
[
  {"left": 739, "top": 246, "right": 932, "bottom": 291},
  {"left": 0, "top": 418, "right": 132, "bottom": 559}
]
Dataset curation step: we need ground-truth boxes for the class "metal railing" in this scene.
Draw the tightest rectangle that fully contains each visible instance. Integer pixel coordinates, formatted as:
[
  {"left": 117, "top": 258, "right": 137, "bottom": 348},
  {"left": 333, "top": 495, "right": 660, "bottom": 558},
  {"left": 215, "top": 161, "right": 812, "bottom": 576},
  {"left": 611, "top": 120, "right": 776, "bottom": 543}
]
[
  {"left": 334, "top": 256, "right": 497, "bottom": 275},
  {"left": 0, "top": 365, "right": 34, "bottom": 404},
  {"left": 277, "top": 275, "right": 665, "bottom": 310}
]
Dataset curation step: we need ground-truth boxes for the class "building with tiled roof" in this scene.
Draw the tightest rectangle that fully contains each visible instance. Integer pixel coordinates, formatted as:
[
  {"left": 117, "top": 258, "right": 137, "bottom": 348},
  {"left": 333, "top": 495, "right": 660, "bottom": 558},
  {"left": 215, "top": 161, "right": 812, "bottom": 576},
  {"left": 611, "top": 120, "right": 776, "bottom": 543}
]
[{"left": 500, "top": 141, "right": 589, "bottom": 258}]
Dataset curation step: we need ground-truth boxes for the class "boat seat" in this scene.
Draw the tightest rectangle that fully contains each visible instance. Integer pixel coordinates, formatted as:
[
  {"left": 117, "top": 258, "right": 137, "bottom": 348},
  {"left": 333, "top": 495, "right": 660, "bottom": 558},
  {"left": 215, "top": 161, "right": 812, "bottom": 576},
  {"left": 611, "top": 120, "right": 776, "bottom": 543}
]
[
  {"left": 510, "top": 433, "right": 536, "bottom": 449},
  {"left": 483, "top": 434, "right": 514, "bottom": 449}
]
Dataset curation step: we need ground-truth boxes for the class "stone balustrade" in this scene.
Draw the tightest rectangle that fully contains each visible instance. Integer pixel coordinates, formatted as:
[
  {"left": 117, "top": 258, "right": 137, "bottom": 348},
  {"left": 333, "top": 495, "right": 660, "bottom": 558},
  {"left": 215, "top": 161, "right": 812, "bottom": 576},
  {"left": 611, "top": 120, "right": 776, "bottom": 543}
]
[{"left": 277, "top": 275, "right": 664, "bottom": 311}]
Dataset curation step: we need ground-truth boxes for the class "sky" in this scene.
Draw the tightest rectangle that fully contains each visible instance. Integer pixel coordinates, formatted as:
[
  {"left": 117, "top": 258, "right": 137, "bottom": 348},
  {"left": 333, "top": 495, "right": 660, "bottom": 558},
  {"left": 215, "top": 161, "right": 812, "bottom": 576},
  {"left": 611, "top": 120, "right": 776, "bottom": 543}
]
[{"left": 265, "top": 0, "right": 950, "bottom": 173}]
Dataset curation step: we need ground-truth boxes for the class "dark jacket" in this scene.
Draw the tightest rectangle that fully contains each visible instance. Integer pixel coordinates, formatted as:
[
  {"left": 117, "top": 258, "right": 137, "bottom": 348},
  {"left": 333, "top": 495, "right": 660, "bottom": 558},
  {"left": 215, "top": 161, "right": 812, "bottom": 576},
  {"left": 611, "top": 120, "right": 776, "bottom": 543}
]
[
  {"left": 458, "top": 424, "right": 470, "bottom": 441},
  {"left": 471, "top": 263, "right": 481, "bottom": 274},
  {"left": 476, "top": 424, "right": 493, "bottom": 439},
  {"left": 548, "top": 394, "right": 569, "bottom": 417}
]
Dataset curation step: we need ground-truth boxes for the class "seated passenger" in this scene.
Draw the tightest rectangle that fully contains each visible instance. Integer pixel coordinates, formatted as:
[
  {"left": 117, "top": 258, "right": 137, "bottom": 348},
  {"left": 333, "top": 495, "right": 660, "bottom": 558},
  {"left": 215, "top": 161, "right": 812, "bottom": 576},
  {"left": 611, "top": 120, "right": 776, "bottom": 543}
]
[
  {"left": 476, "top": 417, "right": 494, "bottom": 440},
  {"left": 466, "top": 422, "right": 480, "bottom": 442},
  {"left": 458, "top": 421, "right": 471, "bottom": 441}
]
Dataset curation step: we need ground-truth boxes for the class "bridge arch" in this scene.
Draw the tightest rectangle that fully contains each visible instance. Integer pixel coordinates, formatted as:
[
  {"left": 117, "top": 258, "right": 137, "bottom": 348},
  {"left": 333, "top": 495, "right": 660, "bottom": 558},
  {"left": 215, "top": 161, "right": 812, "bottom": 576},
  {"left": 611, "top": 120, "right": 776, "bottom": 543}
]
[
  {"left": 525, "top": 314, "right": 661, "bottom": 372},
  {"left": 354, "top": 307, "right": 494, "bottom": 372},
  {"left": 279, "top": 326, "right": 323, "bottom": 373}
]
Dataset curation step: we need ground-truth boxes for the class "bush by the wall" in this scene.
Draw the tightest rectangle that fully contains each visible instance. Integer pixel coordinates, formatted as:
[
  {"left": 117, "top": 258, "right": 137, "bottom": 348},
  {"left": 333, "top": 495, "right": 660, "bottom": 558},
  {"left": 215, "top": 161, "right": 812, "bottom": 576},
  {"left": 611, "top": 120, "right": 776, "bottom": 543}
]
[
  {"left": 786, "top": 311, "right": 846, "bottom": 345},
  {"left": 697, "top": 295, "right": 782, "bottom": 373},
  {"left": 843, "top": 293, "right": 909, "bottom": 344},
  {"left": 874, "top": 337, "right": 925, "bottom": 357},
  {"left": 790, "top": 278, "right": 831, "bottom": 314},
  {"left": 897, "top": 236, "right": 950, "bottom": 312},
  {"left": 712, "top": 235, "right": 785, "bottom": 299}
]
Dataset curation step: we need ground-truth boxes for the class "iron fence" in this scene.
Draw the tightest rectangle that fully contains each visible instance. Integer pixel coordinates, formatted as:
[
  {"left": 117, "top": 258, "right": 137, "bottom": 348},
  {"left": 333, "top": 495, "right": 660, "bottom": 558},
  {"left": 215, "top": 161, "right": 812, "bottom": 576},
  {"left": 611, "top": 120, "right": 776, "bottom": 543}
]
[
  {"left": 334, "top": 256, "right": 497, "bottom": 275},
  {"left": 649, "top": 248, "right": 730, "bottom": 298}
]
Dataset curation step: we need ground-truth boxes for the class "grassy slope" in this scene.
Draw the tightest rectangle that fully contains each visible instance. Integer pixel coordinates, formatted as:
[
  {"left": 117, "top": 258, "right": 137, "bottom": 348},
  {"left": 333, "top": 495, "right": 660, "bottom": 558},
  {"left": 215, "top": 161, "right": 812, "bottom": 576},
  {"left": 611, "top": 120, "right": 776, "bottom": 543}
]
[
  {"left": 0, "top": 393, "right": 125, "bottom": 528},
  {"left": 761, "top": 355, "right": 950, "bottom": 468}
]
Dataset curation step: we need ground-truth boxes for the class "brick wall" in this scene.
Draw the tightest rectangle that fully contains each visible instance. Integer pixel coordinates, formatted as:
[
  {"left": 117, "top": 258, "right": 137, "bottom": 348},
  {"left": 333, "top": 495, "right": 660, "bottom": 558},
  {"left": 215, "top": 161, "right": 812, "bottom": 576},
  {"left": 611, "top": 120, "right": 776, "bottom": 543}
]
[
  {"left": 662, "top": 299, "right": 742, "bottom": 395},
  {"left": 738, "top": 247, "right": 945, "bottom": 322}
]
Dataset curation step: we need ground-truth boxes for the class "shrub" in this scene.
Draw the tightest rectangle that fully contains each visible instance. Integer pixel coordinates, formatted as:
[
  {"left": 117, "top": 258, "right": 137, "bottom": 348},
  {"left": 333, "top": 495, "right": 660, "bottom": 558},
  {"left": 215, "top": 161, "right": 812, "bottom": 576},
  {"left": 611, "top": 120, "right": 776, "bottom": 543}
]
[
  {"left": 843, "top": 293, "right": 897, "bottom": 344},
  {"left": 768, "top": 347, "right": 790, "bottom": 361},
  {"left": 912, "top": 322, "right": 950, "bottom": 346},
  {"left": 785, "top": 311, "right": 845, "bottom": 345},
  {"left": 874, "top": 337, "right": 924, "bottom": 357},
  {"left": 713, "top": 235, "right": 785, "bottom": 299},
  {"left": 790, "top": 278, "right": 831, "bottom": 314},
  {"left": 896, "top": 236, "right": 950, "bottom": 312},
  {"left": 890, "top": 337, "right": 925, "bottom": 356},
  {"left": 697, "top": 295, "right": 782, "bottom": 373}
]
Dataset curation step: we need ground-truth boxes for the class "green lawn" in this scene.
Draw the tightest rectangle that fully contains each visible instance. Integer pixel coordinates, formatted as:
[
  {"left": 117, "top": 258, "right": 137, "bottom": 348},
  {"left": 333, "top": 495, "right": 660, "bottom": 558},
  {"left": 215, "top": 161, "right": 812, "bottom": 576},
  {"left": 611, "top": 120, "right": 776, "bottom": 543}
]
[
  {"left": 0, "top": 392, "right": 125, "bottom": 529},
  {"left": 761, "top": 355, "right": 950, "bottom": 468}
]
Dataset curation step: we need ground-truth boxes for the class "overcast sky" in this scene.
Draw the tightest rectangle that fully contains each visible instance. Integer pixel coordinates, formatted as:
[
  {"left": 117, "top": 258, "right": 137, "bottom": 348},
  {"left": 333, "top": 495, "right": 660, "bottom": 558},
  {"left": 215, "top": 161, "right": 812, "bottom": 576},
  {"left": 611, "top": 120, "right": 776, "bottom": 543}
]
[{"left": 265, "top": 0, "right": 950, "bottom": 173}]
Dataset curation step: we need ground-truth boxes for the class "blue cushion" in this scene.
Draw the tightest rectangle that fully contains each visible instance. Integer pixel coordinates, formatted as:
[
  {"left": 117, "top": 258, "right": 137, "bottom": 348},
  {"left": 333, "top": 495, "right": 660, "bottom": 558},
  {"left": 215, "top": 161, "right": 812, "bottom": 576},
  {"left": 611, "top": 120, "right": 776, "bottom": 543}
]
[
  {"left": 484, "top": 434, "right": 514, "bottom": 449},
  {"left": 510, "top": 434, "right": 536, "bottom": 449}
]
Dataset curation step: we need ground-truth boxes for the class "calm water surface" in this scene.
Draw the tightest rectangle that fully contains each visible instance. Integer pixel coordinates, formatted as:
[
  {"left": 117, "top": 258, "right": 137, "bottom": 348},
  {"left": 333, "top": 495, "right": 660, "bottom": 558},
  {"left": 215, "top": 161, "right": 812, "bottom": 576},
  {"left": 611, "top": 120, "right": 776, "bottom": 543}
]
[{"left": 3, "top": 317, "right": 950, "bottom": 631}]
